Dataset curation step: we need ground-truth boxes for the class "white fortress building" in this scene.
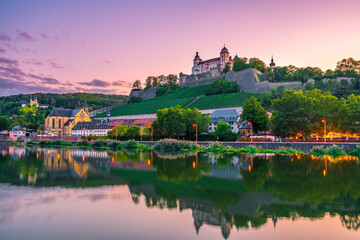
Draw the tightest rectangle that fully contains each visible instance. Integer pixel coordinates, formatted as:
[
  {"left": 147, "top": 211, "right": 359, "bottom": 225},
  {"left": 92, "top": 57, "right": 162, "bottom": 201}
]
[{"left": 191, "top": 45, "right": 235, "bottom": 75}]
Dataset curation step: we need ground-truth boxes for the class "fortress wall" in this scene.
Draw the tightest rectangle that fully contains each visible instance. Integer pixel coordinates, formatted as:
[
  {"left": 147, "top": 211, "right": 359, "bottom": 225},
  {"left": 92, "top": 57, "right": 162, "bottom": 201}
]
[
  {"left": 142, "top": 87, "right": 158, "bottom": 100},
  {"left": 270, "top": 81, "right": 303, "bottom": 90}
]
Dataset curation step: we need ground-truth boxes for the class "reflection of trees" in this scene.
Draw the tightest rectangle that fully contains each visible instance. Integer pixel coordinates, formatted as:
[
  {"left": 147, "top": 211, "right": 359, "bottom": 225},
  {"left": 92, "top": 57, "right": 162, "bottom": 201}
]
[
  {"left": 340, "top": 213, "right": 360, "bottom": 230},
  {"left": 152, "top": 153, "right": 210, "bottom": 184},
  {"left": 269, "top": 155, "right": 360, "bottom": 204},
  {"left": 213, "top": 153, "right": 233, "bottom": 168},
  {"left": 107, "top": 151, "right": 150, "bottom": 163},
  {"left": 241, "top": 157, "right": 269, "bottom": 193}
]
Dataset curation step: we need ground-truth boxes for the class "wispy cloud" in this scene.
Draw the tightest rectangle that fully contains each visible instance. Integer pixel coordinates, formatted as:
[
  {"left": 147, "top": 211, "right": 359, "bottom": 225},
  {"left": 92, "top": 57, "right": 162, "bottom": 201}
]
[
  {"left": 0, "top": 33, "right": 11, "bottom": 41},
  {"left": 0, "top": 49, "right": 5, "bottom": 53},
  {"left": 16, "top": 30, "right": 35, "bottom": 41},
  {"left": 28, "top": 74, "right": 60, "bottom": 84},
  {"left": 103, "top": 60, "right": 111, "bottom": 64},
  {"left": 23, "top": 59, "right": 43, "bottom": 66},
  {"left": 79, "top": 79, "right": 110, "bottom": 87},
  {"left": 47, "top": 59, "right": 64, "bottom": 69},
  {"left": 112, "top": 80, "right": 132, "bottom": 88},
  {"left": 0, "top": 57, "right": 18, "bottom": 66}
]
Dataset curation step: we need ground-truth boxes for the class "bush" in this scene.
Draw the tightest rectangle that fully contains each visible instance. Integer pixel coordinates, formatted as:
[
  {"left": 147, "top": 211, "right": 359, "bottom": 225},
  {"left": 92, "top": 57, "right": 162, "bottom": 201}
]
[
  {"left": 108, "top": 141, "right": 124, "bottom": 150},
  {"left": 247, "top": 145, "right": 263, "bottom": 154},
  {"left": 205, "top": 142, "right": 225, "bottom": 152},
  {"left": 309, "top": 146, "right": 326, "bottom": 155},
  {"left": 51, "top": 140, "right": 74, "bottom": 146},
  {"left": 124, "top": 140, "right": 147, "bottom": 150},
  {"left": 348, "top": 147, "right": 360, "bottom": 156},
  {"left": 26, "top": 140, "right": 38, "bottom": 145},
  {"left": 154, "top": 139, "right": 199, "bottom": 153},
  {"left": 326, "top": 145, "right": 345, "bottom": 156},
  {"left": 205, "top": 77, "right": 238, "bottom": 96},
  {"left": 77, "top": 141, "right": 91, "bottom": 148},
  {"left": 91, "top": 140, "right": 108, "bottom": 148}
]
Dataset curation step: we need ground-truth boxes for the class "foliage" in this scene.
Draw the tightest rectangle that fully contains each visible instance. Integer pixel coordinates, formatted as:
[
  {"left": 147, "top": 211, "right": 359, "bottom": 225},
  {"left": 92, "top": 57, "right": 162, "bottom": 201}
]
[
  {"left": 335, "top": 58, "right": 360, "bottom": 74},
  {"left": 222, "top": 64, "right": 231, "bottom": 74},
  {"left": 214, "top": 122, "right": 237, "bottom": 141},
  {"left": 241, "top": 96, "right": 269, "bottom": 132},
  {"left": 129, "top": 96, "right": 142, "bottom": 103},
  {"left": 124, "top": 140, "right": 147, "bottom": 150},
  {"left": 132, "top": 80, "right": 142, "bottom": 89},
  {"left": 325, "top": 145, "right": 345, "bottom": 156},
  {"left": 309, "top": 146, "right": 326, "bottom": 155},
  {"left": 232, "top": 58, "right": 249, "bottom": 72},
  {"left": 91, "top": 140, "right": 108, "bottom": 148},
  {"left": 142, "top": 74, "right": 178, "bottom": 88},
  {"left": 0, "top": 116, "right": 11, "bottom": 130},
  {"left": 348, "top": 147, "right": 360, "bottom": 156},
  {"left": 205, "top": 77, "right": 238, "bottom": 95},
  {"left": 108, "top": 125, "right": 128, "bottom": 140},
  {"left": 153, "top": 139, "right": 200, "bottom": 153},
  {"left": 77, "top": 141, "right": 91, "bottom": 148},
  {"left": 126, "top": 125, "right": 141, "bottom": 140},
  {"left": 261, "top": 86, "right": 285, "bottom": 109},
  {"left": 152, "top": 106, "right": 210, "bottom": 139},
  {"left": 156, "top": 84, "right": 181, "bottom": 97}
]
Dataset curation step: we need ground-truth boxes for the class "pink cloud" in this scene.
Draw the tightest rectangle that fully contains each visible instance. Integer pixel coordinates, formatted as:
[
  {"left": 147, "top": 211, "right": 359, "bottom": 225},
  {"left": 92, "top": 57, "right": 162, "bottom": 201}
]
[
  {"left": 17, "top": 30, "right": 35, "bottom": 41},
  {"left": 0, "top": 33, "right": 11, "bottom": 41}
]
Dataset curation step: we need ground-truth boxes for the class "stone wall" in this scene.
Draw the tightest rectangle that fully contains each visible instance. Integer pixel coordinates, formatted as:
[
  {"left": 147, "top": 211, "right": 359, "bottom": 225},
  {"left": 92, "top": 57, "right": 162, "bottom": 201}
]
[{"left": 127, "top": 87, "right": 158, "bottom": 102}]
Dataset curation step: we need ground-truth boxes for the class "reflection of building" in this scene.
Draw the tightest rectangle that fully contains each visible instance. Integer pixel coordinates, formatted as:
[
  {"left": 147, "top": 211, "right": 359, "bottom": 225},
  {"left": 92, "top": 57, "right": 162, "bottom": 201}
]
[
  {"left": 209, "top": 109, "right": 240, "bottom": 133},
  {"left": 44, "top": 102, "right": 91, "bottom": 136},
  {"left": 180, "top": 197, "right": 233, "bottom": 239}
]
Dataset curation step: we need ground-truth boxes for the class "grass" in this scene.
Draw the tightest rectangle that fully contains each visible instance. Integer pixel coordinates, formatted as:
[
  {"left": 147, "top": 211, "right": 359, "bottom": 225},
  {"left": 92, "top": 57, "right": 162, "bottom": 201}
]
[
  {"left": 96, "top": 85, "right": 260, "bottom": 117},
  {"left": 186, "top": 92, "right": 261, "bottom": 109},
  {"left": 309, "top": 145, "right": 346, "bottom": 156}
]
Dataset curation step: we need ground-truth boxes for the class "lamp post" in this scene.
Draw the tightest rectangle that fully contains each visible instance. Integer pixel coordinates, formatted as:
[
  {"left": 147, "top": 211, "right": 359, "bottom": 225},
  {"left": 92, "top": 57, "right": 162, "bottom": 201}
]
[
  {"left": 247, "top": 121, "right": 253, "bottom": 142},
  {"left": 192, "top": 123, "right": 198, "bottom": 143},
  {"left": 148, "top": 125, "right": 153, "bottom": 141},
  {"left": 321, "top": 119, "right": 326, "bottom": 143}
]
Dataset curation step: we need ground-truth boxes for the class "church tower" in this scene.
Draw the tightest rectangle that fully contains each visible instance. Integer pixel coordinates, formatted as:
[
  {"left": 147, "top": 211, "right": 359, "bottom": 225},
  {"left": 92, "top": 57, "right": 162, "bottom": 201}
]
[
  {"left": 192, "top": 51, "right": 202, "bottom": 75},
  {"left": 269, "top": 55, "right": 276, "bottom": 70},
  {"left": 83, "top": 100, "right": 89, "bottom": 113},
  {"left": 220, "top": 45, "right": 229, "bottom": 69}
]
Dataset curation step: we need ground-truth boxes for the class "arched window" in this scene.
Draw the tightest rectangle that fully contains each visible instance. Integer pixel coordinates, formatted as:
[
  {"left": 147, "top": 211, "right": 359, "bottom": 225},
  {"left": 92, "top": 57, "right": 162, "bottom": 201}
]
[
  {"left": 52, "top": 118, "right": 55, "bottom": 128},
  {"left": 59, "top": 119, "right": 61, "bottom": 128}
]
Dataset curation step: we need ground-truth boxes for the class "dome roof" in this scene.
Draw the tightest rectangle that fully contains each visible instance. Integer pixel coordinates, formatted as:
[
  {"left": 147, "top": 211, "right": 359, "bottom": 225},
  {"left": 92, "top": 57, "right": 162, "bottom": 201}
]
[
  {"left": 233, "top": 54, "right": 239, "bottom": 60},
  {"left": 221, "top": 46, "right": 228, "bottom": 52}
]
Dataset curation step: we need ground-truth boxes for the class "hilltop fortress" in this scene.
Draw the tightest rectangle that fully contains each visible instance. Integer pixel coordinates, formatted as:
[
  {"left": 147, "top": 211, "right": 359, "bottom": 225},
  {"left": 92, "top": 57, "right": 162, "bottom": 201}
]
[{"left": 179, "top": 46, "right": 301, "bottom": 93}]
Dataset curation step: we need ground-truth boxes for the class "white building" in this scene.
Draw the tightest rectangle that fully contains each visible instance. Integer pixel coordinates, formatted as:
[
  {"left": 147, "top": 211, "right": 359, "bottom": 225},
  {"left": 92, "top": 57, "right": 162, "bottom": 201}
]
[
  {"left": 72, "top": 120, "right": 112, "bottom": 136},
  {"left": 9, "top": 126, "right": 27, "bottom": 140},
  {"left": 192, "top": 46, "right": 235, "bottom": 75},
  {"left": 209, "top": 109, "right": 240, "bottom": 133}
]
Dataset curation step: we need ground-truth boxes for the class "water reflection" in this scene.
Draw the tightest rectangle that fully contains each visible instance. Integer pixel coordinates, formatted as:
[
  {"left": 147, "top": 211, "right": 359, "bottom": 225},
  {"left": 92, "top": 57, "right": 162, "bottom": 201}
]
[{"left": 0, "top": 145, "right": 359, "bottom": 239}]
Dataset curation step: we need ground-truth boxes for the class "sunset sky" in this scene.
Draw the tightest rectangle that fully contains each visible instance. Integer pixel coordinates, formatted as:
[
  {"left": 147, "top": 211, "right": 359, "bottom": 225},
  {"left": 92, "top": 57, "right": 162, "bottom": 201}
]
[{"left": 1, "top": 0, "right": 360, "bottom": 96}]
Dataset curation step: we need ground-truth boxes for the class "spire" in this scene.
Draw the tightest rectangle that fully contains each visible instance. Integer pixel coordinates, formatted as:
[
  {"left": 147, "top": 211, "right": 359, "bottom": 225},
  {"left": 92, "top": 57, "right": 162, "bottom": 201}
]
[{"left": 76, "top": 100, "right": 81, "bottom": 109}]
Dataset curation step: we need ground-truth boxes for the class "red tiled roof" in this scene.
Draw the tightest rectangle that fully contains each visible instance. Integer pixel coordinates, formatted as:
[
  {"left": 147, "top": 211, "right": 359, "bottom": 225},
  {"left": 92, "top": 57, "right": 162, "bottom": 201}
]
[{"left": 109, "top": 118, "right": 156, "bottom": 128}]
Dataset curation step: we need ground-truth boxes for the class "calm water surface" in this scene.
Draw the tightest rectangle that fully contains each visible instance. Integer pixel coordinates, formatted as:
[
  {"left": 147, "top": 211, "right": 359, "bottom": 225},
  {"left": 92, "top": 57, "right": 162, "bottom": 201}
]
[{"left": 0, "top": 145, "right": 359, "bottom": 240}]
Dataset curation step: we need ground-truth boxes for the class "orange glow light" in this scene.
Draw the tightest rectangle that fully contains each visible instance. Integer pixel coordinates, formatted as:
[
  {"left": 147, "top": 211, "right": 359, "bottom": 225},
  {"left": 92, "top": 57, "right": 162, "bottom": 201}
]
[
  {"left": 192, "top": 161, "right": 196, "bottom": 168},
  {"left": 18, "top": 152, "right": 21, "bottom": 158},
  {"left": 57, "top": 153, "right": 60, "bottom": 160},
  {"left": 36, "top": 152, "right": 39, "bottom": 159},
  {"left": 112, "top": 157, "right": 114, "bottom": 164},
  {"left": 321, "top": 119, "right": 325, "bottom": 123},
  {"left": 323, "top": 169, "right": 326, "bottom": 176},
  {"left": 192, "top": 124, "right": 196, "bottom": 127},
  {"left": 2, "top": 150, "right": 4, "bottom": 158},
  {"left": 147, "top": 159, "right": 150, "bottom": 165},
  {"left": 248, "top": 165, "right": 251, "bottom": 172},
  {"left": 82, "top": 155, "right": 85, "bottom": 162}
]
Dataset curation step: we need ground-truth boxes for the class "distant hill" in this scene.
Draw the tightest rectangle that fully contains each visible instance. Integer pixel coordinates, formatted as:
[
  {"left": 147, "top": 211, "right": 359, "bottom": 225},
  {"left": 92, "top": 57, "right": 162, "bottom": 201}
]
[
  {"left": 0, "top": 93, "right": 126, "bottom": 116},
  {"left": 96, "top": 85, "right": 260, "bottom": 117}
]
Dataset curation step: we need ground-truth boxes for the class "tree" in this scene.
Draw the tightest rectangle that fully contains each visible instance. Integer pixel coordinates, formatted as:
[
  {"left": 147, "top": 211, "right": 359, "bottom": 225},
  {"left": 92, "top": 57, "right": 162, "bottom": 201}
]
[
  {"left": 232, "top": 58, "right": 249, "bottom": 72},
  {"left": 214, "top": 122, "right": 236, "bottom": 141},
  {"left": 205, "top": 77, "right": 238, "bottom": 95},
  {"left": 248, "top": 58, "right": 266, "bottom": 72},
  {"left": 336, "top": 58, "right": 360, "bottom": 74},
  {"left": 152, "top": 106, "right": 186, "bottom": 139},
  {"left": 126, "top": 125, "right": 141, "bottom": 140},
  {"left": 152, "top": 106, "right": 210, "bottom": 139},
  {"left": 132, "top": 80, "right": 142, "bottom": 89},
  {"left": 0, "top": 116, "right": 11, "bottom": 130},
  {"left": 241, "top": 97, "right": 269, "bottom": 133},
  {"left": 145, "top": 77, "right": 153, "bottom": 89},
  {"left": 107, "top": 125, "right": 127, "bottom": 140},
  {"left": 183, "top": 108, "right": 211, "bottom": 140},
  {"left": 222, "top": 64, "right": 231, "bottom": 74},
  {"left": 157, "top": 75, "right": 166, "bottom": 86},
  {"left": 166, "top": 74, "right": 178, "bottom": 86}
]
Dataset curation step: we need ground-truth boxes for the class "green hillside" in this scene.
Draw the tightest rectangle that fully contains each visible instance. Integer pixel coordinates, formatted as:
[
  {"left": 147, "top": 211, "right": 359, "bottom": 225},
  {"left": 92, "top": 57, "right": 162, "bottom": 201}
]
[{"left": 97, "top": 85, "right": 260, "bottom": 117}]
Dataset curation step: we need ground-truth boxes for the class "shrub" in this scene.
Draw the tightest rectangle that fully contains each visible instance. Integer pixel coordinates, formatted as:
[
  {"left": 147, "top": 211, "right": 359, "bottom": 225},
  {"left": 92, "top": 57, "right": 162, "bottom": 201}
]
[
  {"left": 309, "top": 146, "right": 326, "bottom": 155},
  {"left": 26, "top": 140, "right": 38, "bottom": 145},
  {"left": 205, "top": 142, "right": 225, "bottom": 152},
  {"left": 91, "top": 140, "right": 108, "bottom": 148},
  {"left": 348, "top": 147, "right": 360, "bottom": 156},
  {"left": 51, "top": 140, "right": 74, "bottom": 146},
  {"left": 247, "top": 145, "right": 263, "bottom": 154},
  {"left": 108, "top": 141, "right": 124, "bottom": 150},
  {"left": 77, "top": 141, "right": 91, "bottom": 148},
  {"left": 154, "top": 139, "right": 199, "bottom": 153},
  {"left": 326, "top": 145, "right": 345, "bottom": 156}
]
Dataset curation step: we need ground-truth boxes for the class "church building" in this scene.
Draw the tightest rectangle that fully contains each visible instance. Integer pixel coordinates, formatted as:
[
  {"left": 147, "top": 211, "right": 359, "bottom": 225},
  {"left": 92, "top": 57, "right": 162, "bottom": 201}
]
[{"left": 44, "top": 101, "right": 91, "bottom": 136}]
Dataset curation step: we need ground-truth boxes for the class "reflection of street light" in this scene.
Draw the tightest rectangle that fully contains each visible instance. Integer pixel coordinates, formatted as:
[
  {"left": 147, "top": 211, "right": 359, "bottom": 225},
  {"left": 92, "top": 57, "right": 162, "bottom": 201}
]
[
  {"left": 83, "top": 127, "right": 87, "bottom": 141},
  {"left": 247, "top": 121, "right": 253, "bottom": 142},
  {"left": 192, "top": 123, "right": 198, "bottom": 143},
  {"left": 321, "top": 119, "right": 326, "bottom": 143},
  {"left": 148, "top": 125, "right": 153, "bottom": 141},
  {"left": 323, "top": 158, "right": 327, "bottom": 177}
]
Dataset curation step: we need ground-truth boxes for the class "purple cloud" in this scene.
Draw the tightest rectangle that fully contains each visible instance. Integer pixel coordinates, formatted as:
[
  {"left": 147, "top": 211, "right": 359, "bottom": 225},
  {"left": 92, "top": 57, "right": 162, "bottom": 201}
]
[
  {"left": 112, "top": 80, "right": 132, "bottom": 88},
  {"left": 17, "top": 31, "right": 34, "bottom": 41},
  {"left": 0, "top": 57, "right": 18, "bottom": 66},
  {"left": 47, "top": 59, "right": 64, "bottom": 69},
  {"left": 79, "top": 79, "right": 110, "bottom": 87},
  {"left": 23, "top": 59, "right": 43, "bottom": 66},
  {"left": 103, "top": 60, "right": 111, "bottom": 64},
  {"left": 0, "top": 49, "right": 6, "bottom": 53},
  {"left": 41, "top": 33, "right": 60, "bottom": 42},
  {"left": 28, "top": 74, "right": 60, "bottom": 84},
  {"left": 0, "top": 33, "right": 11, "bottom": 41}
]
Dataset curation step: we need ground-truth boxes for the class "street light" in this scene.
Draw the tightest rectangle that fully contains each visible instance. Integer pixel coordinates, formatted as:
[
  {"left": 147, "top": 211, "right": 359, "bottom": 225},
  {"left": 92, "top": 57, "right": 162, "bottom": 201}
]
[
  {"left": 83, "top": 127, "right": 87, "bottom": 141},
  {"left": 321, "top": 119, "right": 326, "bottom": 143},
  {"left": 148, "top": 125, "right": 153, "bottom": 141},
  {"left": 192, "top": 123, "right": 198, "bottom": 143},
  {"left": 247, "top": 121, "right": 253, "bottom": 142}
]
